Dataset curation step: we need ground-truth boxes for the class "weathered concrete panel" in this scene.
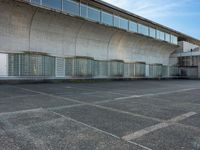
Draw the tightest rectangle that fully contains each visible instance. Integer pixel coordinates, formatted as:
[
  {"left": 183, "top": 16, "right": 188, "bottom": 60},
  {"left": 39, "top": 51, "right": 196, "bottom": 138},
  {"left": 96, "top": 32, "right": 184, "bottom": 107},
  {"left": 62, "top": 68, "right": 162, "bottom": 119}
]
[{"left": 0, "top": 0, "right": 177, "bottom": 66}]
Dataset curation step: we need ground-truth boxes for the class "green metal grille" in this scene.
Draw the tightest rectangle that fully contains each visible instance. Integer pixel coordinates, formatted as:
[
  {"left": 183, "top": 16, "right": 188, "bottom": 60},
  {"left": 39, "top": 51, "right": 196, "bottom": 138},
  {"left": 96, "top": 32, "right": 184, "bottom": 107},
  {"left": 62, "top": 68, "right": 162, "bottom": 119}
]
[
  {"left": 109, "top": 60, "right": 124, "bottom": 77},
  {"left": 134, "top": 63, "right": 145, "bottom": 77},
  {"left": 8, "top": 53, "right": 55, "bottom": 77}
]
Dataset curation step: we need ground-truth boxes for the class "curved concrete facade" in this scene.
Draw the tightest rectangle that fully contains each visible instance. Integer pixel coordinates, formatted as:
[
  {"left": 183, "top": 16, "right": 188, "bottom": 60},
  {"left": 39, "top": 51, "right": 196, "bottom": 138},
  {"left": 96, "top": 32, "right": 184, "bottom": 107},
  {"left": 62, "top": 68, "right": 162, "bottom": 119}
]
[{"left": 0, "top": 0, "right": 177, "bottom": 67}]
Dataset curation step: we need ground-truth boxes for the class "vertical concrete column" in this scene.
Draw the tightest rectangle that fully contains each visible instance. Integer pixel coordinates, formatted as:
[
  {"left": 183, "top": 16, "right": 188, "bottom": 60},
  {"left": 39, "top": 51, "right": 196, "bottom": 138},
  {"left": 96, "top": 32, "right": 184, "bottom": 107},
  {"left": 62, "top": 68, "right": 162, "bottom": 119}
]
[{"left": 0, "top": 53, "right": 8, "bottom": 77}]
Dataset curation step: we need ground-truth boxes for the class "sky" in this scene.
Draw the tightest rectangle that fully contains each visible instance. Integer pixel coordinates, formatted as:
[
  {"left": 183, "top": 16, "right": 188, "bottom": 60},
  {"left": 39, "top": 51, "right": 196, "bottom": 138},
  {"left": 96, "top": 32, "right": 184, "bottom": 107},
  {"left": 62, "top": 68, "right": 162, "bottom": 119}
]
[{"left": 103, "top": 0, "right": 200, "bottom": 39}]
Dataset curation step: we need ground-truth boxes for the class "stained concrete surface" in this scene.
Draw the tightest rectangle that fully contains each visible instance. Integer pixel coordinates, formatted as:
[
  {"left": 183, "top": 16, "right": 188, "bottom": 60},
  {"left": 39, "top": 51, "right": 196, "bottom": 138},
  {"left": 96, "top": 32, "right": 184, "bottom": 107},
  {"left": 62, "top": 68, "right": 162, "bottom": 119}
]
[{"left": 0, "top": 80, "right": 200, "bottom": 150}]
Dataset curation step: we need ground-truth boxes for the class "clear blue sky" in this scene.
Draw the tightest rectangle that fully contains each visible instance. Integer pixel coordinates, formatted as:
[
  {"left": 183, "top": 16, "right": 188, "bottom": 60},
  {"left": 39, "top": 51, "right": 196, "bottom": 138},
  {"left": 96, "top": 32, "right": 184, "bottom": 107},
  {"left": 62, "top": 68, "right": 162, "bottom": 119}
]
[{"left": 103, "top": 0, "right": 200, "bottom": 39}]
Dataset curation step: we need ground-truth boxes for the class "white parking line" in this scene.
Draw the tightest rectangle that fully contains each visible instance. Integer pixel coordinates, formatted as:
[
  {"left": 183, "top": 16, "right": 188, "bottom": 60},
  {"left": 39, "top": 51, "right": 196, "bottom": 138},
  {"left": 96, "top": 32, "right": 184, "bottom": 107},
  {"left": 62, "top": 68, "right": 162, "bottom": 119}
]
[
  {"left": 49, "top": 109, "right": 152, "bottom": 150},
  {"left": 14, "top": 86, "right": 163, "bottom": 122},
  {"left": 65, "top": 86, "right": 128, "bottom": 96},
  {"left": 0, "top": 94, "right": 39, "bottom": 100},
  {"left": 0, "top": 108, "right": 43, "bottom": 116},
  {"left": 47, "top": 104, "right": 85, "bottom": 111},
  {"left": 111, "top": 88, "right": 198, "bottom": 101},
  {"left": 122, "top": 111, "right": 197, "bottom": 141}
]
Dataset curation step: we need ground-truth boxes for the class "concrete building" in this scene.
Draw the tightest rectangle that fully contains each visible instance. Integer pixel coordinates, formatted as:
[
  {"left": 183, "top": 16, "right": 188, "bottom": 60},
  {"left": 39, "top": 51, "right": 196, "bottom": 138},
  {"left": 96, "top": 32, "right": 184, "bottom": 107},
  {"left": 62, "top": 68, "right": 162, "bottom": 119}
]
[{"left": 0, "top": 0, "right": 200, "bottom": 80}]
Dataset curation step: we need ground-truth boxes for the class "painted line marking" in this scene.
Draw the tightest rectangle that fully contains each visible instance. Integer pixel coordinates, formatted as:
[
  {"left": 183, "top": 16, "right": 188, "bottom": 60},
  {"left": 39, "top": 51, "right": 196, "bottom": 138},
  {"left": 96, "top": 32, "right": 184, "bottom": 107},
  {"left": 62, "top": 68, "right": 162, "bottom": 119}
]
[
  {"left": 47, "top": 104, "right": 85, "bottom": 111},
  {"left": 113, "top": 88, "right": 198, "bottom": 101},
  {"left": 65, "top": 86, "right": 128, "bottom": 96},
  {"left": 0, "top": 108, "right": 43, "bottom": 116},
  {"left": 122, "top": 123, "right": 169, "bottom": 141},
  {"left": 14, "top": 86, "right": 163, "bottom": 122},
  {"left": 0, "top": 94, "right": 39, "bottom": 100},
  {"left": 48, "top": 109, "right": 152, "bottom": 150},
  {"left": 122, "top": 111, "right": 197, "bottom": 141},
  {"left": 167, "top": 111, "right": 197, "bottom": 123}
]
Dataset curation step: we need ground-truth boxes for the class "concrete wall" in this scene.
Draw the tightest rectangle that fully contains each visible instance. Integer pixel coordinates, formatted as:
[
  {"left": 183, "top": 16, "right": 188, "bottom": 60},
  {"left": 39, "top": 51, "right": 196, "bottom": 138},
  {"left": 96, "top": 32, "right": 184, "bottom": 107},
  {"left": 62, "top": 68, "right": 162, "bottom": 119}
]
[
  {"left": 178, "top": 41, "right": 199, "bottom": 53},
  {"left": 0, "top": 0, "right": 177, "bottom": 67},
  {"left": 0, "top": 53, "right": 8, "bottom": 76}
]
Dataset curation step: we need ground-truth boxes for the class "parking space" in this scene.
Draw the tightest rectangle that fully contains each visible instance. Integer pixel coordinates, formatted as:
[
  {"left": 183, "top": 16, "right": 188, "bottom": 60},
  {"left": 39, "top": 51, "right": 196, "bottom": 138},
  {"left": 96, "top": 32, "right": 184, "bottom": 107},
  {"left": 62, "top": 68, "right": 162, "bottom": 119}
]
[{"left": 0, "top": 80, "right": 200, "bottom": 150}]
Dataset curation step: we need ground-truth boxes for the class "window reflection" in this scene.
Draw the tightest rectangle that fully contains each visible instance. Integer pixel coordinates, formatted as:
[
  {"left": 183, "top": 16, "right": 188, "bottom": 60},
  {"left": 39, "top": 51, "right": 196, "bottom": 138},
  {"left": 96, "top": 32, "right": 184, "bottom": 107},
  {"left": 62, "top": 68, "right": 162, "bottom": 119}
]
[
  {"left": 129, "top": 21, "right": 137, "bottom": 32},
  {"left": 42, "top": 0, "right": 61, "bottom": 10},
  {"left": 102, "top": 11, "right": 113, "bottom": 26},
  {"left": 63, "top": 0, "right": 79, "bottom": 16},
  {"left": 114, "top": 16, "right": 120, "bottom": 28},
  {"left": 31, "top": 0, "right": 40, "bottom": 5},
  {"left": 156, "top": 30, "right": 165, "bottom": 40},
  {"left": 149, "top": 28, "right": 156, "bottom": 38},
  {"left": 29, "top": 0, "right": 178, "bottom": 45},
  {"left": 165, "top": 33, "right": 171, "bottom": 42},
  {"left": 80, "top": 4, "right": 87, "bottom": 18},
  {"left": 171, "top": 35, "right": 178, "bottom": 44},
  {"left": 119, "top": 17, "right": 128, "bottom": 30},
  {"left": 138, "top": 24, "right": 149, "bottom": 36},
  {"left": 88, "top": 6, "right": 100, "bottom": 22}
]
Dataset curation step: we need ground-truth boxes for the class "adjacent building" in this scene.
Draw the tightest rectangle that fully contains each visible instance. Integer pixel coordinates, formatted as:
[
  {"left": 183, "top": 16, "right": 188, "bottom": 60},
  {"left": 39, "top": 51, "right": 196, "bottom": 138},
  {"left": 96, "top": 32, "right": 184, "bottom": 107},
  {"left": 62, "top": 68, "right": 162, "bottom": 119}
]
[{"left": 0, "top": 0, "right": 200, "bottom": 79}]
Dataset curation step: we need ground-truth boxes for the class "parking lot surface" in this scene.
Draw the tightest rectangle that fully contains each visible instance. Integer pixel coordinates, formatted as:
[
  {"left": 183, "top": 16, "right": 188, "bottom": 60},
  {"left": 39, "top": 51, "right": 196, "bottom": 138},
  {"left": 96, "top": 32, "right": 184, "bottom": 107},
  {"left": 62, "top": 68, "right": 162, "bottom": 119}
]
[{"left": 0, "top": 80, "right": 200, "bottom": 150}]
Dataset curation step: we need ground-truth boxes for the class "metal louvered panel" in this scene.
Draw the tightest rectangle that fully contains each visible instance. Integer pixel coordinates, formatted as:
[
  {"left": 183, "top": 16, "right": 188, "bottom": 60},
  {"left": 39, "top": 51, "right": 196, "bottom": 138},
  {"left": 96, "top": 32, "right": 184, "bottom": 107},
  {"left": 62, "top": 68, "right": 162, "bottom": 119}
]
[
  {"left": 98, "top": 61, "right": 108, "bottom": 77},
  {"left": 124, "top": 63, "right": 129, "bottom": 77},
  {"left": 44, "top": 56, "right": 55, "bottom": 76},
  {"left": 8, "top": 53, "right": 55, "bottom": 77},
  {"left": 8, "top": 54, "right": 20, "bottom": 76},
  {"left": 56, "top": 57, "right": 65, "bottom": 77},
  {"left": 134, "top": 62, "right": 145, "bottom": 77},
  {"left": 65, "top": 58, "right": 73, "bottom": 77},
  {"left": 74, "top": 57, "right": 94, "bottom": 77},
  {"left": 162, "top": 65, "right": 169, "bottom": 77},
  {"left": 149, "top": 64, "right": 162, "bottom": 78},
  {"left": 110, "top": 60, "right": 124, "bottom": 77},
  {"left": 123, "top": 63, "right": 134, "bottom": 77},
  {"left": 169, "top": 66, "right": 179, "bottom": 77},
  {"left": 129, "top": 63, "right": 135, "bottom": 77},
  {"left": 93, "top": 60, "right": 99, "bottom": 77}
]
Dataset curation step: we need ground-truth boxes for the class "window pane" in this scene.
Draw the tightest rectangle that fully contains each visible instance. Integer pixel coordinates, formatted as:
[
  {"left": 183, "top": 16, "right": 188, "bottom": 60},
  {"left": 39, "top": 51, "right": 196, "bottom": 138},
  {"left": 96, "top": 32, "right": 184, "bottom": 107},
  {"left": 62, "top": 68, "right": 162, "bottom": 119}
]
[
  {"left": 119, "top": 17, "right": 128, "bottom": 30},
  {"left": 160, "top": 31, "right": 165, "bottom": 40},
  {"left": 171, "top": 35, "right": 178, "bottom": 44},
  {"left": 80, "top": 4, "right": 87, "bottom": 18},
  {"left": 63, "top": 0, "right": 79, "bottom": 16},
  {"left": 42, "top": 0, "right": 62, "bottom": 10},
  {"left": 114, "top": 16, "right": 120, "bottom": 28},
  {"left": 31, "top": 0, "right": 40, "bottom": 5},
  {"left": 138, "top": 24, "right": 149, "bottom": 36},
  {"left": 174, "top": 36, "right": 178, "bottom": 45},
  {"left": 149, "top": 28, "right": 156, "bottom": 38},
  {"left": 88, "top": 6, "right": 100, "bottom": 22},
  {"left": 156, "top": 30, "right": 165, "bottom": 40},
  {"left": 129, "top": 21, "right": 137, "bottom": 32},
  {"left": 165, "top": 33, "right": 170, "bottom": 42},
  {"left": 102, "top": 11, "right": 113, "bottom": 26}
]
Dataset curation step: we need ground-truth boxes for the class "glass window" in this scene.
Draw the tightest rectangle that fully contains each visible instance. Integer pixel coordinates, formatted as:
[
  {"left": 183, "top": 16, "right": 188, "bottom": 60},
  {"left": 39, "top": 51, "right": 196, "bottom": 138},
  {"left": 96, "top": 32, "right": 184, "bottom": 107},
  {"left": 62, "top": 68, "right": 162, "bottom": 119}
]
[
  {"left": 129, "top": 21, "right": 137, "bottom": 32},
  {"left": 114, "top": 16, "right": 120, "bottom": 28},
  {"left": 119, "top": 17, "right": 128, "bottom": 30},
  {"left": 138, "top": 24, "right": 149, "bottom": 36},
  {"left": 42, "top": 0, "right": 62, "bottom": 10},
  {"left": 165, "top": 33, "right": 171, "bottom": 42},
  {"left": 31, "top": 0, "right": 40, "bottom": 5},
  {"left": 156, "top": 30, "right": 165, "bottom": 40},
  {"left": 63, "top": 0, "right": 79, "bottom": 16},
  {"left": 80, "top": 4, "right": 87, "bottom": 18},
  {"left": 149, "top": 27, "right": 156, "bottom": 38},
  {"left": 160, "top": 31, "right": 165, "bottom": 40},
  {"left": 102, "top": 11, "right": 113, "bottom": 26},
  {"left": 171, "top": 35, "right": 178, "bottom": 44},
  {"left": 88, "top": 6, "right": 100, "bottom": 22}
]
